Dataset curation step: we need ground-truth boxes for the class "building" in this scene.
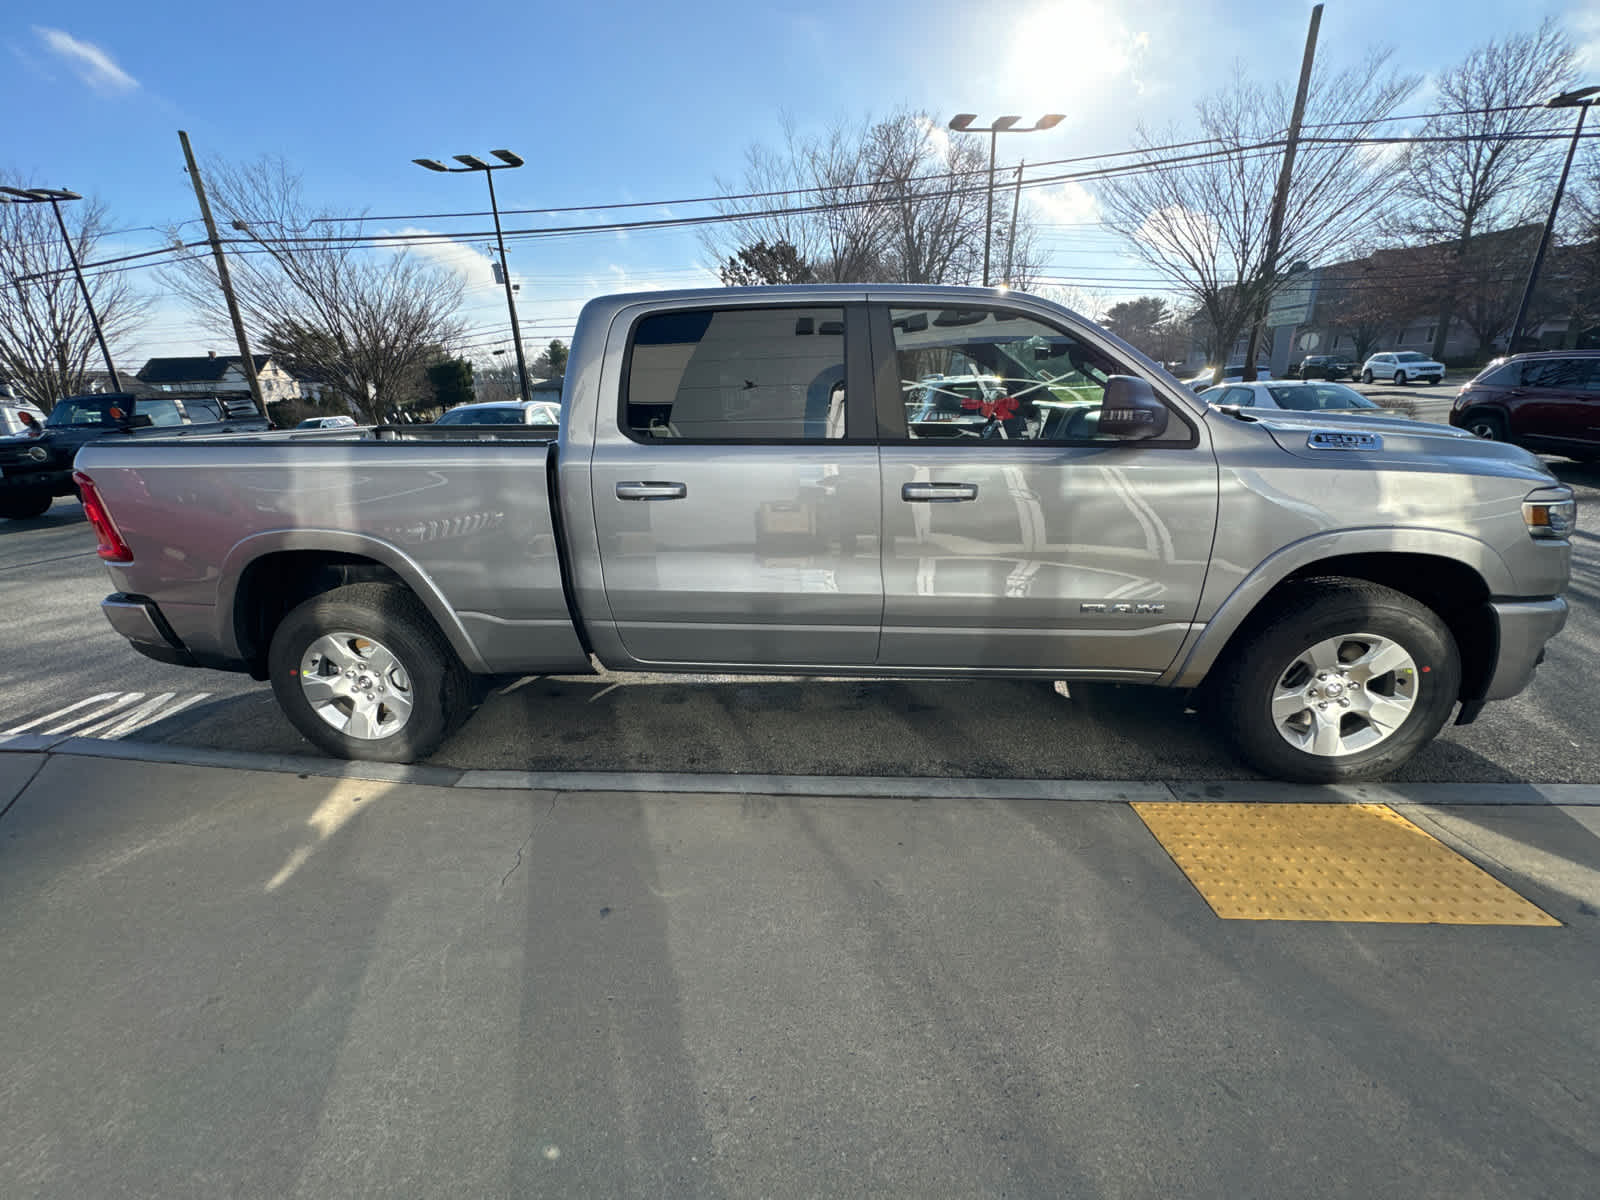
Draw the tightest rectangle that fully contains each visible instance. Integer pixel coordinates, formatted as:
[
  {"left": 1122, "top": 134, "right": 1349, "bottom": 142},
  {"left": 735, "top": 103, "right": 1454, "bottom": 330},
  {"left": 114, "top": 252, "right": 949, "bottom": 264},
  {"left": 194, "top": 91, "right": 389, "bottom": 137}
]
[{"left": 136, "top": 352, "right": 301, "bottom": 405}]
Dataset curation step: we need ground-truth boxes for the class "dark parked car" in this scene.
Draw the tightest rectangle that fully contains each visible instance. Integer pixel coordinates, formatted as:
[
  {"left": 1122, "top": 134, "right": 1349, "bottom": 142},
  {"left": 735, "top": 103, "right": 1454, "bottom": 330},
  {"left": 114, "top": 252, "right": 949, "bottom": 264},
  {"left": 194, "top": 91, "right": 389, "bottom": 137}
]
[
  {"left": 0, "top": 392, "right": 269, "bottom": 519},
  {"left": 1290, "top": 355, "right": 1354, "bottom": 380},
  {"left": 1449, "top": 350, "right": 1600, "bottom": 462}
]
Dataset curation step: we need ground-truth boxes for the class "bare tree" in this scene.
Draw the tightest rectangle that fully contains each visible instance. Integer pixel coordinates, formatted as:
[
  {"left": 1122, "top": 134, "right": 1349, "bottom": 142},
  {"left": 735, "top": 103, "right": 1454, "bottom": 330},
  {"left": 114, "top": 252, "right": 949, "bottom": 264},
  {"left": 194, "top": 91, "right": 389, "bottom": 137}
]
[
  {"left": 0, "top": 184, "right": 148, "bottom": 410},
  {"left": 1394, "top": 19, "right": 1575, "bottom": 358},
  {"left": 162, "top": 157, "right": 465, "bottom": 422},
  {"left": 705, "top": 111, "right": 1043, "bottom": 287},
  {"left": 1100, "top": 53, "right": 1417, "bottom": 367}
]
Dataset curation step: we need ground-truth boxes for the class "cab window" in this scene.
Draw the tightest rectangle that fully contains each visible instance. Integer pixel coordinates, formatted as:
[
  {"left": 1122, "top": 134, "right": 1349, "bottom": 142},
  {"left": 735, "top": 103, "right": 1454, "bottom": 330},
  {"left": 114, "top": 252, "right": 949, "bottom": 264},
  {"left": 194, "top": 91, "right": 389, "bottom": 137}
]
[{"left": 886, "top": 306, "right": 1190, "bottom": 444}]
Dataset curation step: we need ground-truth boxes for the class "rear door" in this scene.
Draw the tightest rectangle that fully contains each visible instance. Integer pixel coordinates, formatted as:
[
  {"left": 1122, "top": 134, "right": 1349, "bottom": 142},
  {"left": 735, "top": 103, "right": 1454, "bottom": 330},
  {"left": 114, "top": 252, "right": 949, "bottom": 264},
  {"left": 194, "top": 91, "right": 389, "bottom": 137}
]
[
  {"left": 1514, "top": 357, "right": 1594, "bottom": 449},
  {"left": 873, "top": 302, "right": 1219, "bottom": 674},
  {"left": 588, "top": 302, "right": 883, "bottom": 667}
]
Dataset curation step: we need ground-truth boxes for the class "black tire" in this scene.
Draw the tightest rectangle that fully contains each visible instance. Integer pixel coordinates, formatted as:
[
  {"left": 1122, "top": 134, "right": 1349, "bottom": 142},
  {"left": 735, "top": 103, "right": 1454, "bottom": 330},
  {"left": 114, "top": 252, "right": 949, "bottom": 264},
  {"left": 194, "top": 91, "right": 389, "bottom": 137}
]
[
  {"left": 0, "top": 489, "right": 53, "bottom": 520},
  {"left": 267, "top": 582, "right": 470, "bottom": 762},
  {"left": 1213, "top": 579, "right": 1461, "bottom": 784},
  {"left": 1394, "top": 370, "right": 1408, "bottom": 385},
  {"left": 1361, "top": 369, "right": 1374, "bottom": 383},
  {"left": 1462, "top": 410, "right": 1506, "bottom": 441}
]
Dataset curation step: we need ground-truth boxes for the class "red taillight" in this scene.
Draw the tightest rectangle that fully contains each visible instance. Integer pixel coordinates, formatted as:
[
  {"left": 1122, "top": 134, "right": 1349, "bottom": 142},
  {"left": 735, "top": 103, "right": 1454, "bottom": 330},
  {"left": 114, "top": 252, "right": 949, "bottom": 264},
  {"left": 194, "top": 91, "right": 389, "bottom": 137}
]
[{"left": 73, "top": 471, "right": 133, "bottom": 562}]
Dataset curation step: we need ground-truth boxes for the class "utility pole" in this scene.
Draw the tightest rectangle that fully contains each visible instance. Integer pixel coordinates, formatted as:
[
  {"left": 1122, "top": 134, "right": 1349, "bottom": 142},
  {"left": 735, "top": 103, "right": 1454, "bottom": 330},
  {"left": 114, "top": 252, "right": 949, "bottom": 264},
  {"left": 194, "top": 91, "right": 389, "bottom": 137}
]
[
  {"left": 1003, "top": 161, "right": 1025, "bottom": 287},
  {"left": 1508, "top": 86, "right": 1600, "bottom": 352},
  {"left": 178, "top": 131, "right": 266, "bottom": 416},
  {"left": 1242, "top": 3, "right": 1322, "bottom": 381}
]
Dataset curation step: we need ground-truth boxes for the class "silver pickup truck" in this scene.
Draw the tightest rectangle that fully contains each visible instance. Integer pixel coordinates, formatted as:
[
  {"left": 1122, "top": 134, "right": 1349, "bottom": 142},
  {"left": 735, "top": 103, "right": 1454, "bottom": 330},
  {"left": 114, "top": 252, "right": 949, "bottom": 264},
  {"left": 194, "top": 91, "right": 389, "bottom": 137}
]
[{"left": 76, "top": 286, "right": 1573, "bottom": 782}]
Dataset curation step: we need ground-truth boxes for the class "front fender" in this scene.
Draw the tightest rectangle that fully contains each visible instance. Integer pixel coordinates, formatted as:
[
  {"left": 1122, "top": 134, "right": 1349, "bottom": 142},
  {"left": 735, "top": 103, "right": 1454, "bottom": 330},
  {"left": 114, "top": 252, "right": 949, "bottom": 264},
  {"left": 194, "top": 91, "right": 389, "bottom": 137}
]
[{"left": 1163, "top": 527, "right": 1514, "bottom": 689}]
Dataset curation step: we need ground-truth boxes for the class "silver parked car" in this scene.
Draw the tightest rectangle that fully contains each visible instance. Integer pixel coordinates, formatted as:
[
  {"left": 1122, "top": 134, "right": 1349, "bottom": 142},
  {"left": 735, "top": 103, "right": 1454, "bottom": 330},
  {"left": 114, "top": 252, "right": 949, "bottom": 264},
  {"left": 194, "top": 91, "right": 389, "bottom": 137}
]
[
  {"left": 434, "top": 400, "right": 560, "bottom": 426},
  {"left": 0, "top": 398, "right": 47, "bottom": 437},
  {"left": 1199, "top": 381, "right": 1395, "bottom": 414},
  {"left": 294, "top": 415, "right": 358, "bottom": 430}
]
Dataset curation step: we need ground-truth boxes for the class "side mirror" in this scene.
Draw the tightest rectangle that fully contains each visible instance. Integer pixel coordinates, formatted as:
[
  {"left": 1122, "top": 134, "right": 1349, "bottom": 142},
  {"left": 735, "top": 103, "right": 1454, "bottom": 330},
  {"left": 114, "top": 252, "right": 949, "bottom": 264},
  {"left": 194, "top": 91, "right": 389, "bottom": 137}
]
[{"left": 1096, "top": 376, "right": 1170, "bottom": 440}]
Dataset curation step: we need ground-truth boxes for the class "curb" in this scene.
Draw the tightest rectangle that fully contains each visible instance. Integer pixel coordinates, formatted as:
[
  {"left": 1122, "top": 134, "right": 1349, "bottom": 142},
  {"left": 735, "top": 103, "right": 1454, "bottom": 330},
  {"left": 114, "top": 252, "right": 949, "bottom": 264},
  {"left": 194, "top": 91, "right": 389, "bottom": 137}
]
[{"left": 1, "top": 734, "right": 1597, "bottom": 806}]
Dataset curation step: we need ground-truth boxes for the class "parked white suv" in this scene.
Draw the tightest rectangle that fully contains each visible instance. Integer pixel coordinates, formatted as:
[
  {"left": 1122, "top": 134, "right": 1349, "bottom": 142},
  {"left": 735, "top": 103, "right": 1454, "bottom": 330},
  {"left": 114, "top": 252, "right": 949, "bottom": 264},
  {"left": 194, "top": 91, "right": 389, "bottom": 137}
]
[{"left": 1361, "top": 351, "right": 1445, "bottom": 385}]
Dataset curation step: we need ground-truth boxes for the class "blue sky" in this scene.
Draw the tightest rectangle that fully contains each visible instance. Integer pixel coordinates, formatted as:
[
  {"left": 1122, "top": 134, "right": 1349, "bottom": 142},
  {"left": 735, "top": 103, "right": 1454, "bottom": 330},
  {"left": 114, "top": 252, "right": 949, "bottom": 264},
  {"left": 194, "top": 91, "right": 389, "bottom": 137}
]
[{"left": 9, "top": 0, "right": 1600, "bottom": 365}]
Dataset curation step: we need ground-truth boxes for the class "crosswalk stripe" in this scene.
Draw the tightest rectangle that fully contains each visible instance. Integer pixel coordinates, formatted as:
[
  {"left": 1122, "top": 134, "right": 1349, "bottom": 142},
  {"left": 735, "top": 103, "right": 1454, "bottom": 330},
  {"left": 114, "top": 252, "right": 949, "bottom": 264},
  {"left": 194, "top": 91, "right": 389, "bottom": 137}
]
[
  {"left": 3, "top": 691, "right": 214, "bottom": 740},
  {"left": 4, "top": 693, "right": 125, "bottom": 735},
  {"left": 92, "top": 693, "right": 211, "bottom": 739},
  {"left": 44, "top": 693, "right": 145, "bottom": 735}
]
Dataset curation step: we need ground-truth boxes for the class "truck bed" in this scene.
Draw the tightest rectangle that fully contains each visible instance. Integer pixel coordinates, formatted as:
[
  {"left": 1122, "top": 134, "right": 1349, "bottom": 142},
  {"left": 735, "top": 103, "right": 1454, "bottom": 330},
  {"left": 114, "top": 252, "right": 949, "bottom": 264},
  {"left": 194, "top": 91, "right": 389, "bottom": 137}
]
[{"left": 75, "top": 432, "right": 588, "bottom": 676}]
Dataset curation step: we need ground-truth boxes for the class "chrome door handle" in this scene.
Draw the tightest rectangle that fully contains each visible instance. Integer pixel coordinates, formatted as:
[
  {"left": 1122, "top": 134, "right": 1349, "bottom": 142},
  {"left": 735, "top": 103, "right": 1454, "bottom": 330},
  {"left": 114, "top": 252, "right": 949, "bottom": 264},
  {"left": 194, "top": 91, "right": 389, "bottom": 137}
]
[
  {"left": 616, "top": 481, "right": 687, "bottom": 501},
  {"left": 901, "top": 482, "right": 978, "bottom": 503}
]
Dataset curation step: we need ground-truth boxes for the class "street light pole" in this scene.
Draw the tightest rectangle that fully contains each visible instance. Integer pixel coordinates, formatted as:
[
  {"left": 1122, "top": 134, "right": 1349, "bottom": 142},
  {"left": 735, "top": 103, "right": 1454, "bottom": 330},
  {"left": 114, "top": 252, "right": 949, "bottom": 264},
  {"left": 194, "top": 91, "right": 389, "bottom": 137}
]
[
  {"left": 0, "top": 186, "right": 121, "bottom": 390},
  {"left": 948, "top": 114, "right": 1063, "bottom": 287},
  {"left": 415, "top": 150, "right": 531, "bottom": 403},
  {"left": 1508, "top": 86, "right": 1600, "bottom": 353}
]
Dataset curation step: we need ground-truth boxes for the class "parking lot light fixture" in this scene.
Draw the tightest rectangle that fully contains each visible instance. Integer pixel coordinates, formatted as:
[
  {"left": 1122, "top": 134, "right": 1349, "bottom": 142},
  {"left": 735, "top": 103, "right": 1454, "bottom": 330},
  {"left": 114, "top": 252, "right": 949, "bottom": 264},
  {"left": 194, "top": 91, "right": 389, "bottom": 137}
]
[
  {"left": 414, "top": 149, "right": 531, "bottom": 402},
  {"left": 0, "top": 185, "right": 120, "bottom": 389},
  {"left": 946, "top": 114, "right": 1066, "bottom": 286}
]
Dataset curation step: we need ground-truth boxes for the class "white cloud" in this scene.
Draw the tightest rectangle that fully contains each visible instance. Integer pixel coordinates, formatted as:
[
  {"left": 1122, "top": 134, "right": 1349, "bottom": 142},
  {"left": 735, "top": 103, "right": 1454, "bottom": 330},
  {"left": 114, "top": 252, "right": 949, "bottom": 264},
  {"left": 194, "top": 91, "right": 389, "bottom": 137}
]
[
  {"left": 390, "top": 228, "right": 497, "bottom": 287},
  {"left": 1030, "top": 180, "right": 1101, "bottom": 227},
  {"left": 32, "top": 27, "right": 137, "bottom": 93},
  {"left": 1135, "top": 203, "right": 1218, "bottom": 263},
  {"left": 1575, "top": 5, "right": 1600, "bottom": 71}
]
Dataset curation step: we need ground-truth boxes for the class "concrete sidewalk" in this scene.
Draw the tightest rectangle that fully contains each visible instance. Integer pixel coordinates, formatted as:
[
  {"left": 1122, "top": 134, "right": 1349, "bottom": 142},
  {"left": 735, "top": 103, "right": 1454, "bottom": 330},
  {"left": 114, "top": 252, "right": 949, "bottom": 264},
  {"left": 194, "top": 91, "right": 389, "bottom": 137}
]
[{"left": 2, "top": 746, "right": 1597, "bottom": 1199}]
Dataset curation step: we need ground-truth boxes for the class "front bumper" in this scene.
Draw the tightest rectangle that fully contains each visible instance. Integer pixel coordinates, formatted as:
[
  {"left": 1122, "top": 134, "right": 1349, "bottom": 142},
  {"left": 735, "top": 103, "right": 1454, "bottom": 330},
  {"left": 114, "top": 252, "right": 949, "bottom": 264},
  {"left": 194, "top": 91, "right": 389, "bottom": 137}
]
[
  {"left": 1483, "top": 597, "right": 1568, "bottom": 701},
  {"left": 0, "top": 465, "right": 73, "bottom": 494}
]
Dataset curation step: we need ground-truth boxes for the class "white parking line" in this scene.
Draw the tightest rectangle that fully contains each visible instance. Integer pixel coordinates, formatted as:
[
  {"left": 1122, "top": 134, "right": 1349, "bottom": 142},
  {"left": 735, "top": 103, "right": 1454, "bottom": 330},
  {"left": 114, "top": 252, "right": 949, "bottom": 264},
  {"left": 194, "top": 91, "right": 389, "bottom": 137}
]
[{"left": 2, "top": 692, "right": 213, "bottom": 740}]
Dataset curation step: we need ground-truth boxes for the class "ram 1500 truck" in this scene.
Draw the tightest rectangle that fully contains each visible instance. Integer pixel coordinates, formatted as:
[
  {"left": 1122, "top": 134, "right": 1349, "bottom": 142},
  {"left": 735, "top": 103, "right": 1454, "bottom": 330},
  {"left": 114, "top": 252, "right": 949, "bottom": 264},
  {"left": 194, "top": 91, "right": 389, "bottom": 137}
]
[{"left": 75, "top": 286, "right": 1573, "bottom": 782}]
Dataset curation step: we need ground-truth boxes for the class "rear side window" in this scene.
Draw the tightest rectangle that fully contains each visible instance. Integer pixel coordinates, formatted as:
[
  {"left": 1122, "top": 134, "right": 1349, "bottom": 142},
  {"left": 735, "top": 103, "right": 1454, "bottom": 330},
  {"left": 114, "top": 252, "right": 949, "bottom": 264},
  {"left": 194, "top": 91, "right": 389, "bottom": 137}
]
[
  {"left": 625, "top": 306, "right": 846, "bottom": 441},
  {"left": 1519, "top": 358, "right": 1594, "bottom": 390}
]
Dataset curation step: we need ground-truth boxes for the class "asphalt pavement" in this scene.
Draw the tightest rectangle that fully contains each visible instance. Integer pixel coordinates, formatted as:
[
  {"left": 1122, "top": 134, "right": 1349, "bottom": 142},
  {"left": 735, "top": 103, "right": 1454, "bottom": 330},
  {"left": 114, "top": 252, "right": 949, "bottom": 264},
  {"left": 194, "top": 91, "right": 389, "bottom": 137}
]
[{"left": 1, "top": 747, "right": 1596, "bottom": 1198}]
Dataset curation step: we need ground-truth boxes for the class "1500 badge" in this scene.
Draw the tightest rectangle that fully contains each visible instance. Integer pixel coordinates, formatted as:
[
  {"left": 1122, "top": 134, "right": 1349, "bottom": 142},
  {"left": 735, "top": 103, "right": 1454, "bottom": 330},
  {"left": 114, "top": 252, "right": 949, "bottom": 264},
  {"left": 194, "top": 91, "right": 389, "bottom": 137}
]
[{"left": 1081, "top": 602, "right": 1166, "bottom": 614}]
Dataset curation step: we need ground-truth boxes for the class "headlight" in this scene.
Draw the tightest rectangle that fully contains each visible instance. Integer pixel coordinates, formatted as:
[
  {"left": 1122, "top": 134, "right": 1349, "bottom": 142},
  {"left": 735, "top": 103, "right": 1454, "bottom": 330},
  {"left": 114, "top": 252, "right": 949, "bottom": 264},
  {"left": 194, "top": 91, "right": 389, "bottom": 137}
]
[{"left": 1523, "top": 486, "right": 1576, "bottom": 539}]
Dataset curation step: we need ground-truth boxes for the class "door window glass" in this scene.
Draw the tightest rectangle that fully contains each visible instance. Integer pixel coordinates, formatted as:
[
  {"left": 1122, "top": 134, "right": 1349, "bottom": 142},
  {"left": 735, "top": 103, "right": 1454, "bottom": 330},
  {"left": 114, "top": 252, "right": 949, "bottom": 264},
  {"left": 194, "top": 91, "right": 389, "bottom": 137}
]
[
  {"left": 889, "top": 306, "right": 1179, "bottom": 443},
  {"left": 139, "top": 399, "right": 184, "bottom": 427},
  {"left": 625, "top": 307, "right": 846, "bottom": 441},
  {"left": 1520, "top": 359, "right": 1592, "bottom": 389}
]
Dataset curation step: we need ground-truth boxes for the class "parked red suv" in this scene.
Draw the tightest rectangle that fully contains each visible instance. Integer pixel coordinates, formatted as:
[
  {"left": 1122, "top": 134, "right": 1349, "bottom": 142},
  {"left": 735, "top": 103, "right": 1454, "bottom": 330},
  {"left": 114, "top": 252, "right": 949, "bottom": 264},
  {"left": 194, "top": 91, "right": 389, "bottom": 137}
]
[{"left": 1449, "top": 350, "right": 1600, "bottom": 462}]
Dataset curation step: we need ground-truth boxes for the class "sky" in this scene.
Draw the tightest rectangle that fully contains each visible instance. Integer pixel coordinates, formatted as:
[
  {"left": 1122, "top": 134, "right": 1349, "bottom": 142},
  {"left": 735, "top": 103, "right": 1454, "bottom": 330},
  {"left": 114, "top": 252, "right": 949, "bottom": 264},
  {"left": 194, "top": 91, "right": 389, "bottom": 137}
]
[{"left": 8, "top": 0, "right": 1600, "bottom": 368}]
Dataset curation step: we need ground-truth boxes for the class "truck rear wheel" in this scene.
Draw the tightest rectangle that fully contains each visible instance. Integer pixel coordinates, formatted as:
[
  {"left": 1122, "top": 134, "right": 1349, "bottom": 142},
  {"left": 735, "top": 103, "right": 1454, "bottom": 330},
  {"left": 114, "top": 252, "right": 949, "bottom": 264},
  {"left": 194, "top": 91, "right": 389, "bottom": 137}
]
[
  {"left": 0, "top": 489, "right": 52, "bottom": 519},
  {"left": 1214, "top": 579, "right": 1460, "bottom": 783},
  {"left": 268, "top": 583, "right": 469, "bottom": 762}
]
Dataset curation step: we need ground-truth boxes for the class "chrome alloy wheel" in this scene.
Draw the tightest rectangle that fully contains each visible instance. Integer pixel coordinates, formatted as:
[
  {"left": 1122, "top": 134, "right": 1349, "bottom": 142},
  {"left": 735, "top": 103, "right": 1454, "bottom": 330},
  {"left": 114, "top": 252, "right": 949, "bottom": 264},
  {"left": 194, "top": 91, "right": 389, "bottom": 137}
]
[
  {"left": 1269, "top": 633, "right": 1418, "bottom": 757},
  {"left": 298, "top": 632, "right": 414, "bottom": 740}
]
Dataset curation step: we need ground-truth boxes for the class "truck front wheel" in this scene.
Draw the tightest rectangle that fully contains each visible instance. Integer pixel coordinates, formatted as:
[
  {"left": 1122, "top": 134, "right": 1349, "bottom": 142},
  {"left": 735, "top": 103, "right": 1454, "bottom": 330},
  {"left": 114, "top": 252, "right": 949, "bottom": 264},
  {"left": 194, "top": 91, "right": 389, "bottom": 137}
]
[
  {"left": 268, "top": 583, "right": 469, "bottom": 762},
  {"left": 1214, "top": 579, "right": 1460, "bottom": 783}
]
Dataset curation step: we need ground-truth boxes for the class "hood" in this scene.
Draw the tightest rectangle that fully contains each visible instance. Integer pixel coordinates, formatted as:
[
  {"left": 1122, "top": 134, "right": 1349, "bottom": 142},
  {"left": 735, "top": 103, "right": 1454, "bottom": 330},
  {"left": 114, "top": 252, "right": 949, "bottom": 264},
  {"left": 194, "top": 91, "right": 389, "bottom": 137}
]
[{"left": 1217, "top": 407, "right": 1554, "bottom": 480}]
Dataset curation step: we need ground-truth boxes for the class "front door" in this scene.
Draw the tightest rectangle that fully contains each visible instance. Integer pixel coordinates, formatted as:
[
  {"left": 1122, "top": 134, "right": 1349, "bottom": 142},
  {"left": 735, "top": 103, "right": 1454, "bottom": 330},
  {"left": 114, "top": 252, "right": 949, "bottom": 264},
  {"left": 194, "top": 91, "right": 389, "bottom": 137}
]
[
  {"left": 873, "top": 303, "right": 1218, "bottom": 675},
  {"left": 590, "top": 303, "right": 884, "bottom": 668}
]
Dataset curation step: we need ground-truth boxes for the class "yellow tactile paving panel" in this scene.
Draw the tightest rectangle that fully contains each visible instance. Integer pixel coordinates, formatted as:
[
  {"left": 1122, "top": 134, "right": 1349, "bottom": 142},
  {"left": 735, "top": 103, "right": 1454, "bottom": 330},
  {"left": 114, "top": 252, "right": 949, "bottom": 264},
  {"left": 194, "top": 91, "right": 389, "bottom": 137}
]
[{"left": 1131, "top": 802, "right": 1559, "bottom": 925}]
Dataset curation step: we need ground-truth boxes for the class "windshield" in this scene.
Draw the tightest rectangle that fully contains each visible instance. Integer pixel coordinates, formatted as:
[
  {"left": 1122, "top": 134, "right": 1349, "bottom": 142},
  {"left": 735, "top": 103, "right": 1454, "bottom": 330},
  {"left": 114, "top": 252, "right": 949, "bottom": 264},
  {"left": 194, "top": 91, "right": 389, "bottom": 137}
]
[
  {"left": 1394, "top": 352, "right": 1427, "bottom": 363},
  {"left": 1266, "top": 383, "right": 1379, "bottom": 410},
  {"left": 435, "top": 406, "right": 525, "bottom": 425},
  {"left": 46, "top": 396, "right": 116, "bottom": 427}
]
